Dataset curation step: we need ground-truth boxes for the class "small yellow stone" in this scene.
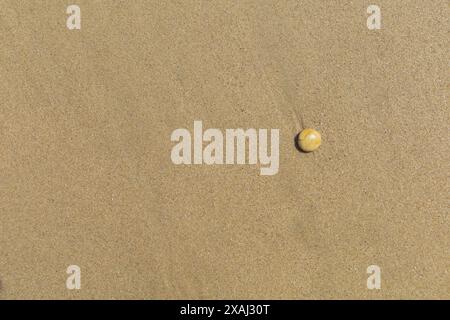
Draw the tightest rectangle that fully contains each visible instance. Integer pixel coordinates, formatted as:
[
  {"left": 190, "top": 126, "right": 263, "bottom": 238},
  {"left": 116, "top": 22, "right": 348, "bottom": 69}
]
[{"left": 298, "top": 128, "right": 321, "bottom": 152}]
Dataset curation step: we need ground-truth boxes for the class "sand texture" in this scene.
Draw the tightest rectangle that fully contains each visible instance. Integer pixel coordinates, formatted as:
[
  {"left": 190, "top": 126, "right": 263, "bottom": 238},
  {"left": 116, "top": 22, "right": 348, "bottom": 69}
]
[{"left": 0, "top": 0, "right": 449, "bottom": 299}]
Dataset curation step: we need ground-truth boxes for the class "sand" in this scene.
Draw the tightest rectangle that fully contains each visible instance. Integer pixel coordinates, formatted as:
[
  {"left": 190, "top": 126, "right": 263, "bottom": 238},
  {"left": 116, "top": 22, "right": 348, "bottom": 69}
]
[{"left": 0, "top": 0, "right": 448, "bottom": 299}]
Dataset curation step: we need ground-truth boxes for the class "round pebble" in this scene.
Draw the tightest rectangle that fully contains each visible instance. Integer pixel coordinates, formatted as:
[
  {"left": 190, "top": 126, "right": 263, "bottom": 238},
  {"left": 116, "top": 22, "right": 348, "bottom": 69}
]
[{"left": 298, "top": 128, "right": 321, "bottom": 152}]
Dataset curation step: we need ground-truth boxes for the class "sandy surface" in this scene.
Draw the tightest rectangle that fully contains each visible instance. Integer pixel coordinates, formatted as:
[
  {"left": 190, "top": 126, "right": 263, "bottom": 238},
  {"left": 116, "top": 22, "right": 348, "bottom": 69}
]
[{"left": 0, "top": 0, "right": 448, "bottom": 299}]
